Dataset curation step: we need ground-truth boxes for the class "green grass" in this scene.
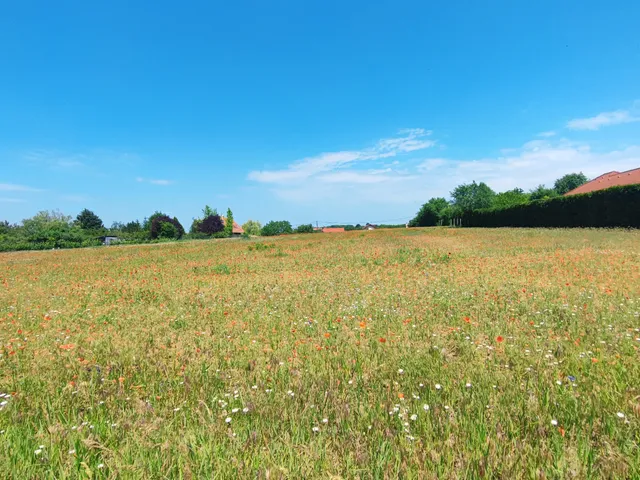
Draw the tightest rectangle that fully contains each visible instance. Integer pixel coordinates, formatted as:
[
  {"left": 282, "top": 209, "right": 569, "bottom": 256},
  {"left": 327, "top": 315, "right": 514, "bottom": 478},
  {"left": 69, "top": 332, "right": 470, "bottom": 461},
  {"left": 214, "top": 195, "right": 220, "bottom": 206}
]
[{"left": 0, "top": 228, "right": 638, "bottom": 478}]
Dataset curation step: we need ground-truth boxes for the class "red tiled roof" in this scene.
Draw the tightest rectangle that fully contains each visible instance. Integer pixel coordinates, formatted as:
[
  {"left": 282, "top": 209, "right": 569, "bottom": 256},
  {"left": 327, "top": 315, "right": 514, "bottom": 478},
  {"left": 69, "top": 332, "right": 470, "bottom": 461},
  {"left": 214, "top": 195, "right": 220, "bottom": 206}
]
[
  {"left": 322, "top": 227, "right": 345, "bottom": 233},
  {"left": 221, "top": 217, "right": 244, "bottom": 234},
  {"left": 565, "top": 168, "right": 640, "bottom": 196}
]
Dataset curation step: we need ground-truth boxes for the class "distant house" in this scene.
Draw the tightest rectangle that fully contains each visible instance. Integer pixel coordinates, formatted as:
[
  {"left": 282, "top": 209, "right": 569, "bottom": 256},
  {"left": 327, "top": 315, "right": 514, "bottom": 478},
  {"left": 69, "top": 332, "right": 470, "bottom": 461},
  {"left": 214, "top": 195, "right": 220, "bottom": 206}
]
[
  {"left": 565, "top": 168, "right": 640, "bottom": 196},
  {"left": 221, "top": 217, "right": 245, "bottom": 236},
  {"left": 99, "top": 236, "right": 121, "bottom": 246},
  {"left": 365, "top": 223, "right": 377, "bottom": 231},
  {"left": 322, "top": 227, "right": 345, "bottom": 233}
]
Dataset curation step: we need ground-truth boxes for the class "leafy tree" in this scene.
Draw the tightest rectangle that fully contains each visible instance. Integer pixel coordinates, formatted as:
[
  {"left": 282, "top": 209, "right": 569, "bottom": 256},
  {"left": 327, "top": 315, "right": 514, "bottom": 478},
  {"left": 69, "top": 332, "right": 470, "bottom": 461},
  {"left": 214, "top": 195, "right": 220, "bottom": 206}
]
[
  {"left": 150, "top": 215, "right": 184, "bottom": 239},
  {"left": 122, "top": 220, "right": 142, "bottom": 233},
  {"left": 529, "top": 185, "right": 559, "bottom": 201},
  {"left": 203, "top": 205, "right": 217, "bottom": 217},
  {"left": 0, "top": 221, "right": 14, "bottom": 235},
  {"left": 296, "top": 223, "right": 314, "bottom": 233},
  {"left": 224, "top": 208, "right": 234, "bottom": 237},
  {"left": 554, "top": 172, "right": 588, "bottom": 195},
  {"left": 261, "top": 220, "right": 293, "bottom": 236},
  {"left": 493, "top": 188, "right": 530, "bottom": 209},
  {"left": 242, "top": 220, "right": 262, "bottom": 236},
  {"left": 158, "top": 222, "right": 178, "bottom": 239},
  {"left": 410, "top": 197, "right": 450, "bottom": 226},
  {"left": 144, "top": 211, "right": 168, "bottom": 231},
  {"left": 76, "top": 209, "right": 103, "bottom": 230},
  {"left": 199, "top": 215, "right": 224, "bottom": 235},
  {"left": 451, "top": 182, "right": 496, "bottom": 212},
  {"left": 110, "top": 221, "right": 125, "bottom": 231}
]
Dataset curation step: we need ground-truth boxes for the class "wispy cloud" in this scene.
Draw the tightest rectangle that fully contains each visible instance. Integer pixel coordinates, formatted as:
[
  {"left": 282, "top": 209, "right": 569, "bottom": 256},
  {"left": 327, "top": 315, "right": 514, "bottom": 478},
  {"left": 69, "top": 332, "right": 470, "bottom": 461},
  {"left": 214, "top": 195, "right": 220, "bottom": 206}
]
[
  {"left": 0, "top": 197, "right": 26, "bottom": 203},
  {"left": 23, "top": 149, "right": 140, "bottom": 170},
  {"left": 567, "top": 110, "right": 639, "bottom": 130},
  {"left": 136, "top": 177, "right": 173, "bottom": 186},
  {"left": 248, "top": 129, "right": 435, "bottom": 184},
  {"left": 537, "top": 131, "right": 556, "bottom": 137},
  {"left": 0, "top": 183, "right": 41, "bottom": 192}
]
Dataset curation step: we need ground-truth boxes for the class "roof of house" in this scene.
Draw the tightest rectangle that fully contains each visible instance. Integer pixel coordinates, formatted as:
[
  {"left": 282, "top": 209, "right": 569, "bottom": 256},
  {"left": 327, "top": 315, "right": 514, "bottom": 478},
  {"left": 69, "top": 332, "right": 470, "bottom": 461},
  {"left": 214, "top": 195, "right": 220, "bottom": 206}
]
[
  {"left": 565, "top": 168, "right": 640, "bottom": 196},
  {"left": 322, "top": 227, "right": 345, "bottom": 233},
  {"left": 221, "top": 217, "right": 244, "bottom": 234}
]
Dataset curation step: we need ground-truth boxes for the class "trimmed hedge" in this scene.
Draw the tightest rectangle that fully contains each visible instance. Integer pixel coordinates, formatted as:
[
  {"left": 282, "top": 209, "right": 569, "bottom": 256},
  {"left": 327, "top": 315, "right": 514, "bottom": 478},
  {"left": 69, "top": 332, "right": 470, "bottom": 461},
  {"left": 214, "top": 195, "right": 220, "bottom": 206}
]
[{"left": 462, "top": 185, "right": 640, "bottom": 228}]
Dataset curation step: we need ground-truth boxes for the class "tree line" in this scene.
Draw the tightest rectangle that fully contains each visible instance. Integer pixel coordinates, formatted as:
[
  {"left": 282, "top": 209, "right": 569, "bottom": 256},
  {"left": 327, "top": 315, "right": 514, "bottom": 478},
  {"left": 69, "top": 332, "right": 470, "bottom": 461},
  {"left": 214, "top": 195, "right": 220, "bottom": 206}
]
[
  {"left": 409, "top": 172, "right": 588, "bottom": 227},
  {"left": 0, "top": 204, "right": 391, "bottom": 252},
  {"left": 0, "top": 205, "right": 258, "bottom": 252}
]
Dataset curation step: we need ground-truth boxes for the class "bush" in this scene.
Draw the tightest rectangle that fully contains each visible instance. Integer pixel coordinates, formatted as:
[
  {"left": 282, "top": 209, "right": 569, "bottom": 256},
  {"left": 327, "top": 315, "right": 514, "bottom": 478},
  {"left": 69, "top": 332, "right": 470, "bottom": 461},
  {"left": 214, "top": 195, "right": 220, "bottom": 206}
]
[
  {"left": 199, "top": 215, "right": 224, "bottom": 235},
  {"left": 242, "top": 220, "right": 262, "bottom": 236},
  {"left": 296, "top": 224, "right": 314, "bottom": 234},
  {"left": 150, "top": 215, "right": 185, "bottom": 239},
  {"left": 462, "top": 185, "right": 640, "bottom": 228},
  {"left": 261, "top": 220, "right": 293, "bottom": 236}
]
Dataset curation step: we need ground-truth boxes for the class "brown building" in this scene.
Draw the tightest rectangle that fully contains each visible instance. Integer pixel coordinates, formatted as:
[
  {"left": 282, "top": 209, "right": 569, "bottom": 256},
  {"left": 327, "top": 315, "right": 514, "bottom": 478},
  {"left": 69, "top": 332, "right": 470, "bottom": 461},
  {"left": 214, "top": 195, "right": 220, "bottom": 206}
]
[{"left": 565, "top": 168, "right": 640, "bottom": 196}]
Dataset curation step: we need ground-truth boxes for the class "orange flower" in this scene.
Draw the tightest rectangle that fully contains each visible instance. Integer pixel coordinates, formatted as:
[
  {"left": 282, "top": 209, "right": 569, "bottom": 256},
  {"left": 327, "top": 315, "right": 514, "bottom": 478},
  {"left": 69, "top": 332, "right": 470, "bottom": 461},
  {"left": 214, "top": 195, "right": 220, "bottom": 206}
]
[
  {"left": 496, "top": 336, "right": 504, "bottom": 343},
  {"left": 359, "top": 321, "right": 366, "bottom": 329},
  {"left": 324, "top": 332, "right": 331, "bottom": 338},
  {"left": 463, "top": 317, "right": 471, "bottom": 323},
  {"left": 398, "top": 393, "right": 404, "bottom": 399},
  {"left": 379, "top": 337, "right": 386, "bottom": 343},
  {"left": 59, "top": 344, "right": 75, "bottom": 351}
]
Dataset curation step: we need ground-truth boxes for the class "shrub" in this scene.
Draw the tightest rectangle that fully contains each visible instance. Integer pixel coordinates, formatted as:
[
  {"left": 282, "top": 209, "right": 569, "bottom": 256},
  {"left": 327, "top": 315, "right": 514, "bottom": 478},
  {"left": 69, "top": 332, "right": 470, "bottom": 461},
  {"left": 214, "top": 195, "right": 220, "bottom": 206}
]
[
  {"left": 242, "top": 220, "right": 262, "bottom": 236},
  {"left": 261, "top": 220, "right": 293, "bottom": 236},
  {"left": 296, "top": 224, "right": 314, "bottom": 234},
  {"left": 462, "top": 185, "right": 640, "bottom": 228},
  {"left": 150, "top": 215, "right": 185, "bottom": 239},
  {"left": 199, "top": 215, "right": 224, "bottom": 235}
]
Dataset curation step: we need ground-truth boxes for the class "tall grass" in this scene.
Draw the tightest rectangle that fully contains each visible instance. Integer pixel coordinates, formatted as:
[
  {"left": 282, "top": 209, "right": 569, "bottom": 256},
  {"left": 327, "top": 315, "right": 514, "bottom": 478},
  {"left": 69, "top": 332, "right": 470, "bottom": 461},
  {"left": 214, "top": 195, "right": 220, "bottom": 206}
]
[{"left": 0, "top": 228, "right": 638, "bottom": 478}]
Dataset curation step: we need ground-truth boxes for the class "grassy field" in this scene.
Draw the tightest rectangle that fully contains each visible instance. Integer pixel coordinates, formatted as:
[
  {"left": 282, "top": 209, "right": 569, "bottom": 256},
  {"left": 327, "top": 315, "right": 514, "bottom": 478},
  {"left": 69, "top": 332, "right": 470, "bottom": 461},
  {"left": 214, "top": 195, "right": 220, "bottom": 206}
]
[{"left": 0, "top": 228, "right": 638, "bottom": 479}]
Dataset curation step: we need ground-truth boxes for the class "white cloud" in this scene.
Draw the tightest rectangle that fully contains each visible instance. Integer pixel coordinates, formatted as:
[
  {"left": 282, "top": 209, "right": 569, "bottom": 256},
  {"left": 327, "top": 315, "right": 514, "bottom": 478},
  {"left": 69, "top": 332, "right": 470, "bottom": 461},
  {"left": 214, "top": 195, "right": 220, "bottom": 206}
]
[
  {"left": 248, "top": 129, "right": 435, "bottom": 184},
  {"left": 0, "top": 183, "right": 41, "bottom": 192},
  {"left": 23, "top": 149, "right": 139, "bottom": 169},
  {"left": 260, "top": 137, "right": 640, "bottom": 208},
  {"left": 567, "top": 110, "right": 639, "bottom": 130},
  {"left": 0, "top": 197, "right": 26, "bottom": 203},
  {"left": 538, "top": 131, "right": 556, "bottom": 137},
  {"left": 417, "top": 158, "right": 446, "bottom": 172},
  {"left": 136, "top": 177, "right": 173, "bottom": 186}
]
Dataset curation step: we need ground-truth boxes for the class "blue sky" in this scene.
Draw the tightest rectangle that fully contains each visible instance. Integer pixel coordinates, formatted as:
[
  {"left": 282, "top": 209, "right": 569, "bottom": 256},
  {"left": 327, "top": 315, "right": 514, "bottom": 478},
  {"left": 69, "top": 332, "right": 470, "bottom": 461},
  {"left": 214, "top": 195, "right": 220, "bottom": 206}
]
[{"left": 1, "top": 1, "right": 639, "bottom": 227}]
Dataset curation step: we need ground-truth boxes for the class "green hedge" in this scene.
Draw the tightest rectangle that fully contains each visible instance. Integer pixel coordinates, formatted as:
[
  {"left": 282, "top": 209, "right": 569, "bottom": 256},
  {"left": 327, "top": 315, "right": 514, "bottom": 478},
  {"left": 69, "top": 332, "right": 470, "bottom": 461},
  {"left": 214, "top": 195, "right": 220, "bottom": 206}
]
[{"left": 462, "top": 185, "right": 640, "bottom": 228}]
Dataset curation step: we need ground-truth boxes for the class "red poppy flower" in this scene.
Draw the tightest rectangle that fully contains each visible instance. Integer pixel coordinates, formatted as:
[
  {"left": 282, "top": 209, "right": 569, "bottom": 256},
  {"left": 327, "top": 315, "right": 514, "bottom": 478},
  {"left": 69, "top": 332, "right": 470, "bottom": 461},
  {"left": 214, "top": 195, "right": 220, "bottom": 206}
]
[{"left": 496, "top": 336, "right": 504, "bottom": 343}]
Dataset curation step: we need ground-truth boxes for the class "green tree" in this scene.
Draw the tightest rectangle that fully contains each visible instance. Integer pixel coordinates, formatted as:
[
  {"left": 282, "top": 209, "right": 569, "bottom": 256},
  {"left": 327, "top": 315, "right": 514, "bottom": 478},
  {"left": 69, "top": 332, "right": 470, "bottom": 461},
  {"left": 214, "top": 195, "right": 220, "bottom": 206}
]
[
  {"left": 203, "top": 205, "right": 217, "bottom": 218},
  {"left": 410, "top": 197, "right": 450, "bottom": 227},
  {"left": 122, "top": 220, "right": 142, "bottom": 233},
  {"left": 224, "top": 208, "right": 234, "bottom": 237},
  {"left": 451, "top": 182, "right": 496, "bottom": 211},
  {"left": 242, "top": 220, "right": 262, "bottom": 236},
  {"left": 75, "top": 209, "right": 104, "bottom": 230},
  {"left": 554, "top": 172, "right": 588, "bottom": 195},
  {"left": 158, "top": 222, "right": 178, "bottom": 239},
  {"left": 261, "top": 220, "right": 293, "bottom": 236},
  {"left": 493, "top": 188, "right": 530, "bottom": 209},
  {"left": 529, "top": 185, "right": 559, "bottom": 201},
  {"left": 296, "top": 224, "right": 314, "bottom": 233}
]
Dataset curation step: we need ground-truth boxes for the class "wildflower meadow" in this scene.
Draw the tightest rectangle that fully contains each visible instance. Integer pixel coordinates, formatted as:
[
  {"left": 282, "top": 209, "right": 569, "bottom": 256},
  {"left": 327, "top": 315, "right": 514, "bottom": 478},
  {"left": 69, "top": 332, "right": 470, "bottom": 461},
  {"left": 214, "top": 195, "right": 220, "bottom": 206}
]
[{"left": 0, "top": 228, "right": 638, "bottom": 478}]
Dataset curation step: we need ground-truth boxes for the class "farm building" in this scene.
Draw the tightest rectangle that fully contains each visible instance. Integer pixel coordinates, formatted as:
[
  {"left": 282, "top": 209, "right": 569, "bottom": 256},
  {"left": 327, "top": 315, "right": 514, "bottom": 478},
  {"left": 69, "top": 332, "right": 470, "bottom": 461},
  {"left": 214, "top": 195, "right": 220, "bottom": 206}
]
[
  {"left": 322, "top": 227, "right": 345, "bottom": 233},
  {"left": 221, "top": 217, "right": 245, "bottom": 236},
  {"left": 565, "top": 168, "right": 640, "bottom": 196},
  {"left": 98, "top": 236, "right": 121, "bottom": 246},
  {"left": 365, "top": 223, "right": 377, "bottom": 230}
]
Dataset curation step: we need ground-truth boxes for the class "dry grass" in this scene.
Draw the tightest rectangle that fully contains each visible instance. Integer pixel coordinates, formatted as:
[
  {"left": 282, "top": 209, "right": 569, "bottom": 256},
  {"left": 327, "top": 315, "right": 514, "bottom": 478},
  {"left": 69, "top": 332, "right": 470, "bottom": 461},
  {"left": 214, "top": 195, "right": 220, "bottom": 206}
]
[{"left": 0, "top": 228, "right": 638, "bottom": 478}]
